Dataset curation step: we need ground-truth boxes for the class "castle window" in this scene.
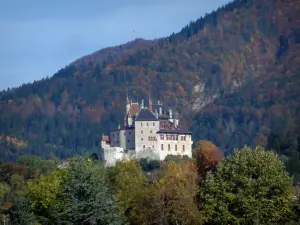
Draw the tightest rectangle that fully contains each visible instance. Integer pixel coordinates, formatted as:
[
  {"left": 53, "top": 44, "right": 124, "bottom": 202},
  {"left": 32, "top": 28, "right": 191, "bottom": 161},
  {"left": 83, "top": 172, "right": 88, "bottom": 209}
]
[
  {"left": 150, "top": 130, "right": 152, "bottom": 133},
  {"left": 152, "top": 145, "right": 154, "bottom": 148},
  {"left": 143, "top": 145, "right": 145, "bottom": 148},
  {"left": 147, "top": 123, "right": 148, "bottom": 126},
  {"left": 149, "top": 137, "right": 155, "bottom": 141},
  {"left": 124, "top": 132, "right": 126, "bottom": 135},
  {"left": 182, "top": 145, "right": 185, "bottom": 152},
  {"left": 141, "top": 122, "right": 143, "bottom": 126},
  {"left": 168, "top": 144, "right": 170, "bottom": 151},
  {"left": 172, "top": 135, "right": 176, "bottom": 140},
  {"left": 161, "top": 144, "right": 164, "bottom": 150},
  {"left": 129, "top": 132, "right": 131, "bottom": 135},
  {"left": 141, "top": 138, "right": 143, "bottom": 141},
  {"left": 175, "top": 145, "right": 177, "bottom": 151},
  {"left": 153, "top": 122, "right": 155, "bottom": 126},
  {"left": 160, "top": 134, "right": 164, "bottom": 140},
  {"left": 141, "top": 130, "right": 143, "bottom": 134},
  {"left": 175, "top": 135, "right": 178, "bottom": 141}
]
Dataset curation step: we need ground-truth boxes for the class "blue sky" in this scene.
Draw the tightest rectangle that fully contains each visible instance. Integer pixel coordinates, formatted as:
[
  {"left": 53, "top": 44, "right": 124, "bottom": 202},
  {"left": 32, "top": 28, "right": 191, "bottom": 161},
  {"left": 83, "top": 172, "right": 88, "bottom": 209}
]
[{"left": 0, "top": 0, "right": 230, "bottom": 91}]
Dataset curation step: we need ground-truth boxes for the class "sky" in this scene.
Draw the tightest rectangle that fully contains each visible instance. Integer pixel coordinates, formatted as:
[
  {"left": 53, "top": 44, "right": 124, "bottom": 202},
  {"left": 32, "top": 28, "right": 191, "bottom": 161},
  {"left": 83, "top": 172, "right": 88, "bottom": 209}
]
[{"left": 0, "top": 0, "right": 230, "bottom": 91}]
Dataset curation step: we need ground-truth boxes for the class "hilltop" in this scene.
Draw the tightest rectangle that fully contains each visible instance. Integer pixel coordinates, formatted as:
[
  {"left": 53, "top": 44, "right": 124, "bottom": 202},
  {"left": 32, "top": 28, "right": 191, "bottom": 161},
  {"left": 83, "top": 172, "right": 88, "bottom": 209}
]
[{"left": 0, "top": 0, "right": 299, "bottom": 161}]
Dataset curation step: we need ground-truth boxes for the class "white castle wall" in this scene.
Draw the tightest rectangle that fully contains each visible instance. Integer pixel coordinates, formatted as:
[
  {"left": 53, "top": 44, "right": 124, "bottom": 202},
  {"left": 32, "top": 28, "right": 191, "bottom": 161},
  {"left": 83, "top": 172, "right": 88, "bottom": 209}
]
[
  {"left": 157, "top": 134, "right": 193, "bottom": 160},
  {"left": 136, "top": 147, "right": 160, "bottom": 160},
  {"left": 103, "top": 147, "right": 124, "bottom": 167},
  {"left": 135, "top": 120, "right": 160, "bottom": 155}
]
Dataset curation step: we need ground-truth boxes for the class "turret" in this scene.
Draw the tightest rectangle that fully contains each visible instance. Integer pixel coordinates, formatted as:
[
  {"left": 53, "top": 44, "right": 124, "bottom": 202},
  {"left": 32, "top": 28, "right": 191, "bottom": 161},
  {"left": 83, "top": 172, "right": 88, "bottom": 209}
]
[
  {"left": 159, "top": 107, "right": 162, "bottom": 115},
  {"left": 141, "top": 99, "right": 144, "bottom": 109},
  {"left": 124, "top": 113, "right": 127, "bottom": 127},
  {"left": 126, "top": 95, "right": 130, "bottom": 114},
  {"left": 148, "top": 94, "right": 152, "bottom": 112}
]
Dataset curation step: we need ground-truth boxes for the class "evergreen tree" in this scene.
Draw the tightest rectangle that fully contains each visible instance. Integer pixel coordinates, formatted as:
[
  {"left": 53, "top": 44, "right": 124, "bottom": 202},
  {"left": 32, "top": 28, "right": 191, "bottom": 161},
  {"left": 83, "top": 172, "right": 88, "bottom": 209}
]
[{"left": 60, "top": 158, "right": 127, "bottom": 224}]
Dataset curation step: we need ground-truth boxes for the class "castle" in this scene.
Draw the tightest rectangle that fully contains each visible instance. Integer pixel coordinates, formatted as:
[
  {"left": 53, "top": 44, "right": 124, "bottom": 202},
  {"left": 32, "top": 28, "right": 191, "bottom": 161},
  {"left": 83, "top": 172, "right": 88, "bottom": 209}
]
[{"left": 100, "top": 96, "right": 193, "bottom": 166}]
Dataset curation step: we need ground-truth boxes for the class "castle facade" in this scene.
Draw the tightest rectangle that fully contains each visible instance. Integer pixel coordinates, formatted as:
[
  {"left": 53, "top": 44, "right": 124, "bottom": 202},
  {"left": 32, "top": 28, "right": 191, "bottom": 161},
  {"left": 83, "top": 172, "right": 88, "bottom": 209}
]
[{"left": 100, "top": 96, "right": 193, "bottom": 166}]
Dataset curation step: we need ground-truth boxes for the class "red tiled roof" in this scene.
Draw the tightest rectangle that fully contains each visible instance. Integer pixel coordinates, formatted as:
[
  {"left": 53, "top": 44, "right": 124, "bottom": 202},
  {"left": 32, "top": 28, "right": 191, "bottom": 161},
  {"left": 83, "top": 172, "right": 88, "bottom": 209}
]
[
  {"left": 102, "top": 135, "right": 110, "bottom": 142},
  {"left": 128, "top": 103, "right": 140, "bottom": 117}
]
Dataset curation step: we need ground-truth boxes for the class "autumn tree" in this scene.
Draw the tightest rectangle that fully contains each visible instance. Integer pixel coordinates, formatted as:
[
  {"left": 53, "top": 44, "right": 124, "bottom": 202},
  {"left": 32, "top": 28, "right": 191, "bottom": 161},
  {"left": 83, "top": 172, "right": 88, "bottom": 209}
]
[
  {"left": 200, "top": 146, "right": 294, "bottom": 224},
  {"left": 134, "top": 161, "right": 202, "bottom": 225},
  {"left": 194, "top": 140, "right": 223, "bottom": 181}
]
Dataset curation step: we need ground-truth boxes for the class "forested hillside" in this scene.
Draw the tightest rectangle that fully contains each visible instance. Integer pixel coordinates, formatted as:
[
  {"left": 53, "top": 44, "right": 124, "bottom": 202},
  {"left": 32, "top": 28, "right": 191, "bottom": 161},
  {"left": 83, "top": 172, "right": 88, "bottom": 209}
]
[{"left": 0, "top": 0, "right": 299, "bottom": 161}]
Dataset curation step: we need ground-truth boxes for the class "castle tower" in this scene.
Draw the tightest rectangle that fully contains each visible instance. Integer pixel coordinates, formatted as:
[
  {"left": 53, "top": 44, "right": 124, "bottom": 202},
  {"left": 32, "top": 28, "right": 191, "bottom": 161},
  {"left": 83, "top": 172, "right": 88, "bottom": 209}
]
[{"left": 126, "top": 94, "right": 130, "bottom": 115}]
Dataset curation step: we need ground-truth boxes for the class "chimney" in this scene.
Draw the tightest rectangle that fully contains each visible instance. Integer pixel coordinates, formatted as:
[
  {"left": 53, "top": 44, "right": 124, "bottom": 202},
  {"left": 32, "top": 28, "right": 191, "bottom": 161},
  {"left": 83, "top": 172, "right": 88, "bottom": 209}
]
[
  {"left": 158, "top": 100, "right": 160, "bottom": 105},
  {"left": 155, "top": 110, "right": 158, "bottom": 119},
  {"left": 159, "top": 107, "right": 162, "bottom": 115},
  {"left": 169, "top": 108, "right": 172, "bottom": 119}
]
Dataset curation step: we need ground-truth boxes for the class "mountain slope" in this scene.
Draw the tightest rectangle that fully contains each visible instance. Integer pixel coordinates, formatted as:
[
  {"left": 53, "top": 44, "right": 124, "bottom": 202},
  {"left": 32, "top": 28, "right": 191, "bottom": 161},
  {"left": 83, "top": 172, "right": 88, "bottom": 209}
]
[
  {"left": 0, "top": 0, "right": 299, "bottom": 161},
  {"left": 72, "top": 38, "right": 155, "bottom": 67}
]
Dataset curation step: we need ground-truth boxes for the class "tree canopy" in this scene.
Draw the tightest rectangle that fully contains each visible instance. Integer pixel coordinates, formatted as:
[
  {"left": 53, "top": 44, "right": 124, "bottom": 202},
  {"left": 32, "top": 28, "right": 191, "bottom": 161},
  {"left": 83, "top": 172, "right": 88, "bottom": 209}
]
[{"left": 200, "top": 146, "right": 294, "bottom": 224}]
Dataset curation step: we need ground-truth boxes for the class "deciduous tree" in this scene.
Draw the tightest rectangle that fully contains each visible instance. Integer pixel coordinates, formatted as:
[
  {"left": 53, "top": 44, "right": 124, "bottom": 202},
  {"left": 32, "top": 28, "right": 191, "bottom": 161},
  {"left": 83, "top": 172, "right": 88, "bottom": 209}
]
[
  {"left": 194, "top": 140, "right": 223, "bottom": 181},
  {"left": 200, "top": 146, "right": 294, "bottom": 224}
]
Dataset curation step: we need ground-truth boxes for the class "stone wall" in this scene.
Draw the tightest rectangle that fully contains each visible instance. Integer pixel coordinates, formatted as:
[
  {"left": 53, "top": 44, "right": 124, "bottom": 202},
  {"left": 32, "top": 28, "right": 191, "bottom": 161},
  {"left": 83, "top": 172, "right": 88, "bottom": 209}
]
[
  {"left": 110, "top": 128, "right": 135, "bottom": 150},
  {"left": 135, "top": 120, "right": 160, "bottom": 155},
  {"left": 103, "top": 146, "right": 124, "bottom": 167},
  {"left": 124, "top": 128, "right": 135, "bottom": 150},
  {"left": 136, "top": 147, "right": 160, "bottom": 160}
]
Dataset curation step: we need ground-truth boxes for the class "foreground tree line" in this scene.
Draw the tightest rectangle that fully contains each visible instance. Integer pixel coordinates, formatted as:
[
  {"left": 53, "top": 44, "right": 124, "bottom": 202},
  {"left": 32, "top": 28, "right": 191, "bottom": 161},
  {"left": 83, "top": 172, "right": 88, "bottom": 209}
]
[{"left": 1, "top": 141, "right": 300, "bottom": 224}]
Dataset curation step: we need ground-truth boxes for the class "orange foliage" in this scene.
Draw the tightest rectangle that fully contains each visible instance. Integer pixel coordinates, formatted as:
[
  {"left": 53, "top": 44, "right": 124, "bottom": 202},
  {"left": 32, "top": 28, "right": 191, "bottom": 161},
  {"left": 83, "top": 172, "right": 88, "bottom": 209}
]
[{"left": 195, "top": 140, "right": 224, "bottom": 179}]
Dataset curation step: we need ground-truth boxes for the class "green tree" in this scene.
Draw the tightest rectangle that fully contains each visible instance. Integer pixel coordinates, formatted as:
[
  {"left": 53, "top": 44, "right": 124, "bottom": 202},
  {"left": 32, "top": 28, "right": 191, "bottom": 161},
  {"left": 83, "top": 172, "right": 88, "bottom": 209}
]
[
  {"left": 200, "top": 146, "right": 294, "bottom": 225},
  {"left": 0, "top": 182, "right": 10, "bottom": 204},
  {"left": 107, "top": 160, "right": 147, "bottom": 223},
  {"left": 60, "top": 158, "right": 126, "bottom": 225},
  {"left": 27, "top": 169, "right": 66, "bottom": 223},
  {"left": 10, "top": 174, "right": 27, "bottom": 200},
  {"left": 9, "top": 197, "right": 38, "bottom": 225}
]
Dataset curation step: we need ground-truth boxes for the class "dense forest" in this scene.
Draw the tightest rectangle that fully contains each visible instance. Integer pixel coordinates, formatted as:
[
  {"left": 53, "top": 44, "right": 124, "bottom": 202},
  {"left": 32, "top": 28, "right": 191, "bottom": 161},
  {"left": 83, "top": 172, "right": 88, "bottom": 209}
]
[
  {"left": 1, "top": 144, "right": 300, "bottom": 224},
  {"left": 0, "top": 0, "right": 299, "bottom": 161}
]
